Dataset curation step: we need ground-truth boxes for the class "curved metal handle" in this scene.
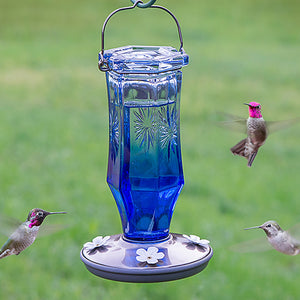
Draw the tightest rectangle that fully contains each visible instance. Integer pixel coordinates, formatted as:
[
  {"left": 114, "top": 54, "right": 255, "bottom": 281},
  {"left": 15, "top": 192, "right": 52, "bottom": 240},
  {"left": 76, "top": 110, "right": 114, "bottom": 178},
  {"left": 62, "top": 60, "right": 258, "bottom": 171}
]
[{"left": 99, "top": 0, "right": 184, "bottom": 72}]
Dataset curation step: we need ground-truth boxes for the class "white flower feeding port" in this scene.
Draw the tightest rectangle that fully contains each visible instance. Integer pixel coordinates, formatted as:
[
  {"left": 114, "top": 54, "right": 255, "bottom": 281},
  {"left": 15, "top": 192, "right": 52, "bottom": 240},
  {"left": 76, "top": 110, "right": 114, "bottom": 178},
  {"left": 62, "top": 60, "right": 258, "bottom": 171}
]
[
  {"left": 136, "top": 247, "right": 165, "bottom": 265},
  {"left": 183, "top": 235, "right": 211, "bottom": 247},
  {"left": 80, "top": 0, "right": 213, "bottom": 282},
  {"left": 83, "top": 236, "right": 111, "bottom": 253}
]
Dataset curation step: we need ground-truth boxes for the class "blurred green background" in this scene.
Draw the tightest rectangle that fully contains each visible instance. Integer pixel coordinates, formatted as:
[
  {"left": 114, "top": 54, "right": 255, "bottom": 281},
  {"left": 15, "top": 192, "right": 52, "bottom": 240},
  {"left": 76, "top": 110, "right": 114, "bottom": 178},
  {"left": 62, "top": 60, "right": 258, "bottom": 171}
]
[{"left": 0, "top": 0, "right": 300, "bottom": 299}]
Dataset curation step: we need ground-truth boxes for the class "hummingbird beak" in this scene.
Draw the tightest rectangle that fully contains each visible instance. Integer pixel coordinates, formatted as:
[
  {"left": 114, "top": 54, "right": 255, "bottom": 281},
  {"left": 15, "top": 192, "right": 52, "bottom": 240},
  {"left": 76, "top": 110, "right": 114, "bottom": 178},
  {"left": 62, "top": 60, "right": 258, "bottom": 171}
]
[
  {"left": 44, "top": 211, "right": 67, "bottom": 217},
  {"left": 244, "top": 225, "right": 262, "bottom": 230},
  {"left": 244, "top": 103, "right": 251, "bottom": 107}
]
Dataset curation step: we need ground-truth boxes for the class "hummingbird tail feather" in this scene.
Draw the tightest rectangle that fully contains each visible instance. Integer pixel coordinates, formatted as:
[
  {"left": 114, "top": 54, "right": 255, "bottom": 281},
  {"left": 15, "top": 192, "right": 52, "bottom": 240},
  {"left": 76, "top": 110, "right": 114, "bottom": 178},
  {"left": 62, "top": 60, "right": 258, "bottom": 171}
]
[
  {"left": 247, "top": 151, "right": 257, "bottom": 167},
  {"left": 230, "top": 138, "right": 247, "bottom": 157},
  {"left": 0, "top": 249, "right": 12, "bottom": 260}
]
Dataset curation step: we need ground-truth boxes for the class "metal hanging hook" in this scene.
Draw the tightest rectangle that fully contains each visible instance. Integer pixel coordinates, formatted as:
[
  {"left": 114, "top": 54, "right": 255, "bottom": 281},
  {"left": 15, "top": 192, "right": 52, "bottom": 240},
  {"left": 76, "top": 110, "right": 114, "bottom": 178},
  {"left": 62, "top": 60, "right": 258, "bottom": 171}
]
[
  {"left": 130, "top": 0, "right": 156, "bottom": 8},
  {"left": 98, "top": 0, "right": 184, "bottom": 72}
]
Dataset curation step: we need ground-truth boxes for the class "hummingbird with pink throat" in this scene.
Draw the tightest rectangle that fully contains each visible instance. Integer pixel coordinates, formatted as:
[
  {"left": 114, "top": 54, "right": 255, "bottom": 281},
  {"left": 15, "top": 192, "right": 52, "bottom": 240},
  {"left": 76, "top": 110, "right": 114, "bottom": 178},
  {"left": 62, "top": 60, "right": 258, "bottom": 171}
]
[
  {"left": 230, "top": 102, "right": 267, "bottom": 167},
  {"left": 0, "top": 208, "right": 66, "bottom": 260}
]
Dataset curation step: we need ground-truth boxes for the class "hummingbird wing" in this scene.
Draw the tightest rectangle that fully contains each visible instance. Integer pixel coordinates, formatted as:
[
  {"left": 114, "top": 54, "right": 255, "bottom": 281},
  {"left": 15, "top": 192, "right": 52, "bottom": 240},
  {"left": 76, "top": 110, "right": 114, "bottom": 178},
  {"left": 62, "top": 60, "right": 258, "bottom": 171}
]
[
  {"left": 214, "top": 112, "right": 247, "bottom": 134},
  {"left": 230, "top": 236, "right": 273, "bottom": 253},
  {"left": 37, "top": 224, "right": 68, "bottom": 237},
  {"left": 216, "top": 113, "right": 299, "bottom": 135},
  {"left": 286, "top": 223, "right": 300, "bottom": 246},
  {"left": 265, "top": 118, "right": 300, "bottom": 134},
  {"left": 0, "top": 214, "right": 22, "bottom": 237}
]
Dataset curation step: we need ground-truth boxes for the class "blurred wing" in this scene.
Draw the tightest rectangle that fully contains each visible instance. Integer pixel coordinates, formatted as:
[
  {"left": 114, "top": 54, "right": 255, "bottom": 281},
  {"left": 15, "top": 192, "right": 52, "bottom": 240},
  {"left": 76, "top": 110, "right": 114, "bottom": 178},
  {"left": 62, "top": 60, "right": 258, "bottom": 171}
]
[
  {"left": 38, "top": 224, "right": 68, "bottom": 237},
  {"left": 230, "top": 236, "right": 273, "bottom": 253},
  {"left": 266, "top": 117, "right": 300, "bottom": 134},
  {"left": 215, "top": 112, "right": 247, "bottom": 134},
  {"left": 287, "top": 223, "right": 300, "bottom": 244},
  {"left": 0, "top": 214, "right": 22, "bottom": 237}
]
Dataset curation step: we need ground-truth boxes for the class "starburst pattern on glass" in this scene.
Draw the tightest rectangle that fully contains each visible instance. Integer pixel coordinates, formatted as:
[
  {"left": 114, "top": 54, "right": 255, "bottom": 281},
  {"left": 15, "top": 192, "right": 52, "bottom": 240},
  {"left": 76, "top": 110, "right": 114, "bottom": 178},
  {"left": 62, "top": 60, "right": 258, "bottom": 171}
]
[
  {"left": 158, "top": 105, "right": 178, "bottom": 157},
  {"left": 134, "top": 107, "right": 157, "bottom": 149},
  {"left": 109, "top": 107, "right": 119, "bottom": 162},
  {"left": 133, "top": 105, "right": 178, "bottom": 155}
]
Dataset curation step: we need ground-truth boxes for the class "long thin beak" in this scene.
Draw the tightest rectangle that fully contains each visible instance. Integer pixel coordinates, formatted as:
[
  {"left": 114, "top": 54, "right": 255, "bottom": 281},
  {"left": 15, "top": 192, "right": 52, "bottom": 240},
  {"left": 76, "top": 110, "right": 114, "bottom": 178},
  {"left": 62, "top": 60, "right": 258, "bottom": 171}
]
[
  {"left": 46, "top": 211, "right": 67, "bottom": 216},
  {"left": 244, "top": 103, "right": 251, "bottom": 106},
  {"left": 244, "top": 225, "right": 261, "bottom": 230}
]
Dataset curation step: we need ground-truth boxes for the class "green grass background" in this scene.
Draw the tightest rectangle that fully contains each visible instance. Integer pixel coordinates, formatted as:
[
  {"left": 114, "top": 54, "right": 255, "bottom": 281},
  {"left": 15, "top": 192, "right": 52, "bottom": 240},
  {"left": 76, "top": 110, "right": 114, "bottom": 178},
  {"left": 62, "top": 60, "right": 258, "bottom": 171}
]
[{"left": 0, "top": 0, "right": 300, "bottom": 299}]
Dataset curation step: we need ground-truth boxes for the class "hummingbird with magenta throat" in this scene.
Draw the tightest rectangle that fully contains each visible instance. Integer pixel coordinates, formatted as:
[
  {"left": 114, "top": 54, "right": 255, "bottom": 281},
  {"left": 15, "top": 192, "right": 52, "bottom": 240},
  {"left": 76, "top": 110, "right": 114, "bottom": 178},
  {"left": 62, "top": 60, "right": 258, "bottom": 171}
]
[
  {"left": 0, "top": 208, "right": 66, "bottom": 259},
  {"left": 244, "top": 220, "right": 300, "bottom": 256},
  {"left": 230, "top": 102, "right": 267, "bottom": 167}
]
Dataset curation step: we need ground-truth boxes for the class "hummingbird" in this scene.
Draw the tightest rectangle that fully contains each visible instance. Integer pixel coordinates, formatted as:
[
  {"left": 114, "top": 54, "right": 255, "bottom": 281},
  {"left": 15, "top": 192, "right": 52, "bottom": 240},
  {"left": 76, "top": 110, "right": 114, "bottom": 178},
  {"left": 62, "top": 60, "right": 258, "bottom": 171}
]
[
  {"left": 245, "top": 220, "right": 300, "bottom": 256},
  {"left": 0, "top": 208, "right": 66, "bottom": 259},
  {"left": 230, "top": 101, "right": 267, "bottom": 167}
]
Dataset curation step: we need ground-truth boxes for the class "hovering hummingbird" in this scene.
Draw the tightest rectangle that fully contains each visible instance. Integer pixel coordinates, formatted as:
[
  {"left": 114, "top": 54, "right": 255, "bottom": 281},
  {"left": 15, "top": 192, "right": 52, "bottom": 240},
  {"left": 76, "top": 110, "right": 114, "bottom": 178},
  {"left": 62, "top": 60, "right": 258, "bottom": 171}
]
[
  {"left": 230, "top": 102, "right": 267, "bottom": 167},
  {"left": 244, "top": 220, "right": 300, "bottom": 256},
  {"left": 0, "top": 208, "right": 66, "bottom": 259}
]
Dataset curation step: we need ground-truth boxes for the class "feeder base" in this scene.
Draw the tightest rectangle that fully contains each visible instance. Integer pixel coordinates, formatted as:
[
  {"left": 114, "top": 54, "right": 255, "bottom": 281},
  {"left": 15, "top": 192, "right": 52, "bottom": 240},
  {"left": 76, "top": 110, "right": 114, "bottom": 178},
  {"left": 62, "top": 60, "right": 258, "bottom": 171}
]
[{"left": 80, "top": 233, "right": 213, "bottom": 283}]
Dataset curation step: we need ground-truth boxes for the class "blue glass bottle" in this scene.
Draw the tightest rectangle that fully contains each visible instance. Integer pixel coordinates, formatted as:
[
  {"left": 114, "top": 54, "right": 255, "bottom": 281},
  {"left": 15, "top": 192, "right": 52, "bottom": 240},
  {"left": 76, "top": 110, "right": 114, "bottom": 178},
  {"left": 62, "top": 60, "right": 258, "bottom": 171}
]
[{"left": 104, "top": 46, "right": 189, "bottom": 241}]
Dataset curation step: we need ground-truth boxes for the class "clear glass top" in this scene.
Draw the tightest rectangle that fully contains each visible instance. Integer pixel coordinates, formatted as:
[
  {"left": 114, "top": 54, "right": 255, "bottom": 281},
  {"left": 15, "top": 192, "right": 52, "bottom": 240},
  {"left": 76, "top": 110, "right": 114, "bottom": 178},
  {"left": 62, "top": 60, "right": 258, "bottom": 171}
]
[{"left": 102, "top": 45, "right": 189, "bottom": 74}]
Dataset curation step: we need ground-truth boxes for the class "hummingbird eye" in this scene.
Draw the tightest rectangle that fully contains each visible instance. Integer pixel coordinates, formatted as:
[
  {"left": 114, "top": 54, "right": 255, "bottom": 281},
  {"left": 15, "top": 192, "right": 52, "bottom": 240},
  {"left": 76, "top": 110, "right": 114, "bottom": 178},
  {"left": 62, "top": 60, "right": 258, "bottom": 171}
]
[
  {"left": 37, "top": 212, "right": 43, "bottom": 217},
  {"left": 267, "top": 224, "right": 271, "bottom": 228}
]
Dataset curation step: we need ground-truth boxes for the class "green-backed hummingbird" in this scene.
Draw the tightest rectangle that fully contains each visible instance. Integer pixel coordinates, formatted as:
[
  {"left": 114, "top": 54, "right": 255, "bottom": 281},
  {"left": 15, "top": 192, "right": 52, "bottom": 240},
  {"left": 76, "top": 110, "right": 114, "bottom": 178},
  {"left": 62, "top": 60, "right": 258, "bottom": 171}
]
[
  {"left": 245, "top": 220, "right": 300, "bottom": 255},
  {"left": 0, "top": 208, "right": 66, "bottom": 259},
  {"left": 230, "top": 101, "right": 267, "bottom": 167}
]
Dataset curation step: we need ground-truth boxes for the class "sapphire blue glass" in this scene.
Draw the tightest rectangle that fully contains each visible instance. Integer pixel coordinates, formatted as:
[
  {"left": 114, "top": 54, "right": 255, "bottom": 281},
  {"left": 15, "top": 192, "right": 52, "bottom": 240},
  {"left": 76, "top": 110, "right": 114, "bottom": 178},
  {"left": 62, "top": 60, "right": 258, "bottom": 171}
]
[{"left": 104, "top": 46, "right": 188, "bottom": 241}]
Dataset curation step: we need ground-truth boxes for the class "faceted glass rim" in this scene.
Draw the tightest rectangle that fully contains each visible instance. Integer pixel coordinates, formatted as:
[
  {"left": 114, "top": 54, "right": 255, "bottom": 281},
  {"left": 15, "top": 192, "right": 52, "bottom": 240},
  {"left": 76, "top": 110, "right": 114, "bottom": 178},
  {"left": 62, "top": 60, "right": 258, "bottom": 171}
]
[{"left": 101, "top": 45, "right": 189, "bottom": 74}]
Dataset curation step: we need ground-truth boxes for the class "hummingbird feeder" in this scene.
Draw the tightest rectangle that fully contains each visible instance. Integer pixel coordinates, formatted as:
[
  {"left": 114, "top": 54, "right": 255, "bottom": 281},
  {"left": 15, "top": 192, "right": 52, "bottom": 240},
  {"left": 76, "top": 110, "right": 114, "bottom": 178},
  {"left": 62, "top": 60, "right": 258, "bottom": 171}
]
[{"left": 80, "top": 0, "right": 213, "bottom": 282}]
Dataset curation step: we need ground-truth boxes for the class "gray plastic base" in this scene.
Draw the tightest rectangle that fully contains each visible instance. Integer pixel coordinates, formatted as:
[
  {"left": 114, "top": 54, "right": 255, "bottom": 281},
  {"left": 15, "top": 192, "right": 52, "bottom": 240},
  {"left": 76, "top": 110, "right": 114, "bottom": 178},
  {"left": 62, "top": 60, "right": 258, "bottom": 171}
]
[{"left": 80, "top": 233, "right": 213, "bottom": 283}]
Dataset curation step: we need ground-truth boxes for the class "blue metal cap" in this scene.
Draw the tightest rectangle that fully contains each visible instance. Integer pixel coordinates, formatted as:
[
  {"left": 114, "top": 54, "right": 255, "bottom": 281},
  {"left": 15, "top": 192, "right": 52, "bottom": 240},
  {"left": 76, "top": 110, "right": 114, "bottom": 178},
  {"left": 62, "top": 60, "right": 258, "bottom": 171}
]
[{"left": 101, "top": 45, "right": 189, "bottom": 74}]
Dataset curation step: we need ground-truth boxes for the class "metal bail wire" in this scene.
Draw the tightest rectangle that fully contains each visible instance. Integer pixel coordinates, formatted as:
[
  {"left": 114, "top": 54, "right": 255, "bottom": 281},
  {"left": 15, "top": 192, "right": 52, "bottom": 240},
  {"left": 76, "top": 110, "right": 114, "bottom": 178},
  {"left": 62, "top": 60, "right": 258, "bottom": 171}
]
[{"left": 98, "top": 0, "right": 184, "bottom": 72}]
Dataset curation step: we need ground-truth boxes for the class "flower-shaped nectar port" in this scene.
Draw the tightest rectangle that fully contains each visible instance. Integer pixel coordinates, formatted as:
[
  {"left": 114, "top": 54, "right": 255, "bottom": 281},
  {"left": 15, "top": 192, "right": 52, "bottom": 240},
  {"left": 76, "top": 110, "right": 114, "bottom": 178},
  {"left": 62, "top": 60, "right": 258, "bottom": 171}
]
[
  {"left": 183, "top": 234, "right": 210, "bottom": 247},
  {"left": 136, "top": 247, "right": 165, "bottom": 265},
  {"left": 84, "top": 236, "right": 110, "bottom": 252}
]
